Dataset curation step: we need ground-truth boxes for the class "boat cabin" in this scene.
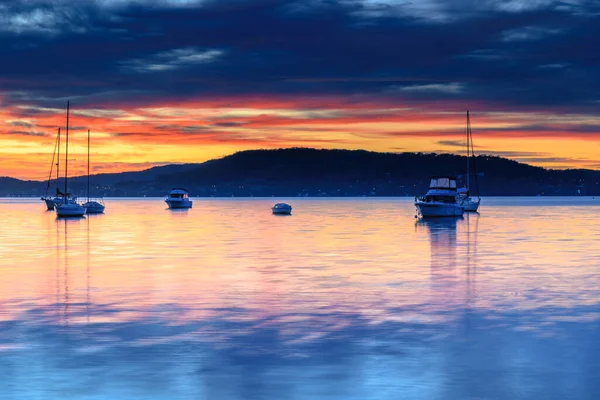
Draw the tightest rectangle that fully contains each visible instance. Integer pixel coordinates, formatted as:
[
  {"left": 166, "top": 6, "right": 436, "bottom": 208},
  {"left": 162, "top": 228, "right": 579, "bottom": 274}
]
[
  {"left": 416, "top": 176, "right": 460, "bottom": 204},
  {"left": 428, "top": 176, "right": 457, "bottom": 190},
  {"left": 421, "top": 194, "right": 457, "bottom": 204},
  {"left": 167, "top": 188, "right": 190, "bottom": 199}
]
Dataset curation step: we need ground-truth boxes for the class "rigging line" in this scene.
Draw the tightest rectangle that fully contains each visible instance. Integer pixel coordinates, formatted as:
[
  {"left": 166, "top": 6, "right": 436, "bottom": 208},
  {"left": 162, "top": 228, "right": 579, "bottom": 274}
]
[
  {"left": 56, "top": 128, "right": 61, "bottom": 195},
  {"left": 44, "top": 129, "right": 59, "bottom": 197},
  {"left": 466, "top": 110, "right": 470, "bottom": 190},
  {"left": 87, "top": 129, "right": 90, "bottom": 203},
  {"left": 469, "top": 112, "right": 480, "bottom": 198},
  {"left": 64, "top": 101, "right": 70, "bottom": 198}
]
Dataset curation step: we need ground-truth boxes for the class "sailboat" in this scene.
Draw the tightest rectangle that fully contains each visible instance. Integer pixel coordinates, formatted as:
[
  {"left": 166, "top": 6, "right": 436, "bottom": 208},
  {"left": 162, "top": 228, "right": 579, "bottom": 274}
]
[
  {"left": 41, "top": 128, "right": 66, "bottom": 210},
  {"left": 55, "top": 101, "right": 87, "bottom": 217},
  {"left": 458, "top": 110, "right": 481, "bottom": 212},
  {"left": 82, "top": 129, "right": 105, "bottom": 214}
]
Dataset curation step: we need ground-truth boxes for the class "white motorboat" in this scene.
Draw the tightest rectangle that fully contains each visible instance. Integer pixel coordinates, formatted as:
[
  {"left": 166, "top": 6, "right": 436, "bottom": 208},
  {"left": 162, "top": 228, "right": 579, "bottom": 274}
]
[
  {"left": 83, "top": 129, "right": 105, "bottom": 214},
  {"left": 55, "top": 101, "right": 86, "bottom": 218},
  {"left": 165, "top": 188, "right": 193, "bottom": 209},
  {"left": 415, "top": 176, "right": 464, "bottom": 218},
  {"left": 458, "top": 110, "right": 481, "bottom": 212},
  {"left": 272, "top": 203, "right": 292, "bottom": 215}
]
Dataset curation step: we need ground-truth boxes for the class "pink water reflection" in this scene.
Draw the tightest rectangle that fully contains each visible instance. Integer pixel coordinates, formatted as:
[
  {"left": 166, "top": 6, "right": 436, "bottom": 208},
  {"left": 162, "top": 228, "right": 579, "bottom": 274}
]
[{"left": 1, "top": 198, "right": 600, "bottom": 399}]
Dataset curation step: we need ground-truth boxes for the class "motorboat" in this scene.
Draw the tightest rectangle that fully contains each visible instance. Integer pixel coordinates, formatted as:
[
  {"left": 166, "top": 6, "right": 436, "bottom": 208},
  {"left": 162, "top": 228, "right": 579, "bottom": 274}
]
[
  {"left": 458, "top": 110, "right": 481, "bottom": 212},
  {"left": 55, "top": 101, "right": 86, "bottom": 218},
  {"left": 415, "top": 176, "right": 464, "bottom": 218},
  {"left": 272, "top": 203, "right": 292, "bottom": 215},
  {"left": 165, "top": 188, "right": 193, "bottom": 209},
  {"left": 83, "top": 129, "right": 106, "bottom": 214}
]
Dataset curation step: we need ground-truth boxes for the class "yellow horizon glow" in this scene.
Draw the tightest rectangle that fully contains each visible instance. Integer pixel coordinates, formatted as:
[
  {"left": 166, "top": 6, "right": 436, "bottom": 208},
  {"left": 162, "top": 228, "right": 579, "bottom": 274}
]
[{"left": 2, "top": 99, "right": 600, "bottom": 180}]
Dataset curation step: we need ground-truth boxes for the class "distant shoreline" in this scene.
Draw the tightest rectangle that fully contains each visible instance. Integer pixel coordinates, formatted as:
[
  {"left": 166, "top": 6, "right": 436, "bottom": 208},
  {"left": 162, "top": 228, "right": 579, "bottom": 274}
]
[{"left": 3, "top": 148, "right": 600, "bottom": 197}]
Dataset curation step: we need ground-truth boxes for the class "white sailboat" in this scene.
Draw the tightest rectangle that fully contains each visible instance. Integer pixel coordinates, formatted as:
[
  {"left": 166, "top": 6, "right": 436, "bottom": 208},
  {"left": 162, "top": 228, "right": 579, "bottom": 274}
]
[
  {"left": 55, "top": 101, "right": 87, "bottom": 218},
  {"left": 458, "top": 110, "right": 481, "bottom": 212},
  {"left": 82, "top": 129, "right": 105, "bottom": 214}
]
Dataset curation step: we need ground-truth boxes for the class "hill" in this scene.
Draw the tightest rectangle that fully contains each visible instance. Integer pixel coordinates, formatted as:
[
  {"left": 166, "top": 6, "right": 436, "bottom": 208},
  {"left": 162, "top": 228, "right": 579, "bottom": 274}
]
[{"left": 1, "top": 148, "right": 597, "bottom": 197}]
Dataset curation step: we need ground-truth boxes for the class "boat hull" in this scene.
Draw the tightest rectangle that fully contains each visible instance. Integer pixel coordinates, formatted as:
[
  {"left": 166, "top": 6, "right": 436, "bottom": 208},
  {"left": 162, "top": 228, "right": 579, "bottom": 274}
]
[
  {"left": 460, "top": 198, "right": 480, "bottom": 212},
  {"left": 272, "top": 209, "right": 292, "bottom": 215},
  {"left": 415, "top": 202, "right": 464, "bottom": 218},
  {"left": 272, "top": 203, "right": 292, "bottom": 215},
  {"left": 43, "top": 198, "right": 56, "bottom": 210},
  {"left": 56, "top": 203, "right": 86, "bottom": 217},
  {"left": 43, "top": 197, "right": 65, "bottom": 210},
  {"left": 165, "top": 199, "right": 193, "bottom": 209}
]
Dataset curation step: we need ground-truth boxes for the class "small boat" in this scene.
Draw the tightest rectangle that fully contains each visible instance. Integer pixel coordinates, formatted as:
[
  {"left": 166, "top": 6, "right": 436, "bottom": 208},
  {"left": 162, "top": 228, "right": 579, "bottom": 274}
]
[
  {"left": 55, "top": 101, "right": 86, "bottom": 218},
  {"left": 165, "top": 188, "right": 193, "bottom": 209},
  {"left": 272, "top": 203, "right": 292, "bottom": 215},
  {"left": 84, "top": 200, "right": 105, "bottom": 214},
  {"left": 458, "top": 110, "right": 481, "bottom": 212},
  {"left": 82, "top": 129, "right": 105, "bottom": 214},
  {"left": 415, "top": 176, "right": 464, "bottom": 218},
  {"left": 458, "top": 188, "right": 480, "bottom": 212}
]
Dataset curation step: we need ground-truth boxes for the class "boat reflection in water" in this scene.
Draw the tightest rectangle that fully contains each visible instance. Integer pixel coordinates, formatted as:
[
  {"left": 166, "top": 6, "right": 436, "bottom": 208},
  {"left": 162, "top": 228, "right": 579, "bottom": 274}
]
[{"left": 416, "top": 214, "right": 480, "bottom": 336}]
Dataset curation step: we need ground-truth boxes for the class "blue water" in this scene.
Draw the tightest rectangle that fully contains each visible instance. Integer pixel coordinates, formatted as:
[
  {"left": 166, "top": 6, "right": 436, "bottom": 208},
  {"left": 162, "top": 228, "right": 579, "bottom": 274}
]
[{"left": 1, "top": 197, "right": 599, "bottom": 399}]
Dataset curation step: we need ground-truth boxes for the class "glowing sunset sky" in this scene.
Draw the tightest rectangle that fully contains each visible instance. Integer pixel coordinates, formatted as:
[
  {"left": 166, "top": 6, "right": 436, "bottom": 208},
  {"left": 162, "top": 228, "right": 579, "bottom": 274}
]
[{"left": 1, "top": 0, "right": 600, "bottom": 180}]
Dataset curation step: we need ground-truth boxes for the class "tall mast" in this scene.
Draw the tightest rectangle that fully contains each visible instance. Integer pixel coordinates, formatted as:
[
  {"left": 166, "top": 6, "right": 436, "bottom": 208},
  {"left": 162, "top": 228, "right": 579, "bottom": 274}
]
[
  {"left": 466, "top": 110, "right": 470, "bottom": 190},
  {"left": 87, "top": 129, "right": 90, "bottom": 203},
  {"left": 64, "top": 101, "right": 70, "bottom": 199},
  {"left": 469, "top": 112, "right": 480, "bottom": 198},
  {"left": 56, "top": 128, "right": 61, "bottom": 195}
]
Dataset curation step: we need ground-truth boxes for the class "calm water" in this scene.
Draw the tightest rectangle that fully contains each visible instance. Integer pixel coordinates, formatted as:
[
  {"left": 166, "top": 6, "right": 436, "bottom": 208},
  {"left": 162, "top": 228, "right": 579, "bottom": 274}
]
[{"left": 1, "top": 197, "right": 600, "bottom": 400}]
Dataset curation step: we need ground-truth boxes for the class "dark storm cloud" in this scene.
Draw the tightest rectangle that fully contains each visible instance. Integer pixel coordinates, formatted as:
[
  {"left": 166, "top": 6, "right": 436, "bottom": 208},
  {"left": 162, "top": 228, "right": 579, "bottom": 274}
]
[{"left": 1, "top": 0, "right": 599, "bottom": 109}]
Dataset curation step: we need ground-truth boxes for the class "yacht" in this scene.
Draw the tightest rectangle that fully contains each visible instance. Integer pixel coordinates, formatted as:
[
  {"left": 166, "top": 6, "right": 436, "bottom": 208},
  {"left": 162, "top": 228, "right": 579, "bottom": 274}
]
[
  {"left": 458, "top": 110, "right": 481, "bottom": 212},
  {"left": 165, "top": 188, "right": 193, "bottom": 209},
  {"left": 272, "top": 203, "right": 292, "bottom": 215},
  {"left": 415, "top": 176, "right": 464, "bottom": 218},
  {"left": 55, "top": 101, "right": 86, "bottom": 218}
]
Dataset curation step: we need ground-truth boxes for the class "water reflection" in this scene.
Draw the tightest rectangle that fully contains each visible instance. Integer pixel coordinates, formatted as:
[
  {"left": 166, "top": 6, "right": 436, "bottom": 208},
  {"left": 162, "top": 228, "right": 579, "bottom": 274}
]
[{"left": 1, "top": 198, "right": 600, "bottom": 399}]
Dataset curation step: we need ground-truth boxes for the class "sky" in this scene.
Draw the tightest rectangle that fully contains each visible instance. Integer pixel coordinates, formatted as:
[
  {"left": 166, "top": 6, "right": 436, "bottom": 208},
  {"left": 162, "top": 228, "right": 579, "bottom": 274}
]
[{"left": 1, "top": 0, "right": 600, "bottom": 180}]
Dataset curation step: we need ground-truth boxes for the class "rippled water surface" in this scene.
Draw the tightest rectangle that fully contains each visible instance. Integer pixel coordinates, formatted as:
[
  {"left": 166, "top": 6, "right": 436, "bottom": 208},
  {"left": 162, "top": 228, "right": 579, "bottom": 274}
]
[{"left": 1, "top": 197, "right": 600, "bottom": 399}]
